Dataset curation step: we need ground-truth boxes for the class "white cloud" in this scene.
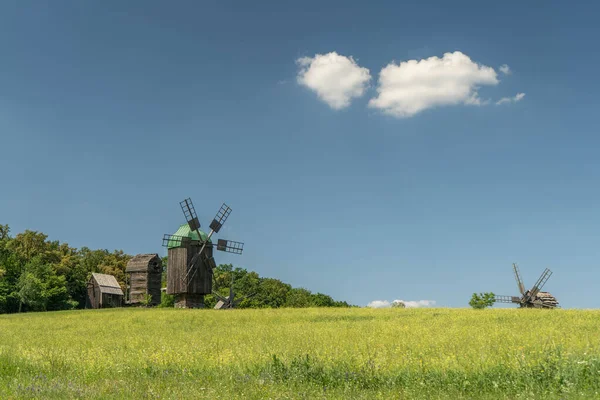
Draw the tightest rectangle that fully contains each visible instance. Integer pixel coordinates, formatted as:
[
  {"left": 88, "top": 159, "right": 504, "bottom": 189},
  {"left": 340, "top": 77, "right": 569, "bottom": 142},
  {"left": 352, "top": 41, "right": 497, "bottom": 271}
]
[
  {"left": 296, "top": 51, "right": 371, "bottom": 110},
  {"left": 496, "top": 92, "right": 526, "bottom": 105},
  {"left": 367, "top": 299, "right": 436, "bottom": 308},
  {"left": 367, "top": 300, "right": 391, "bottom": 308},
  {"left": 499, "top": 64, "right": 511, "bottom": 75},
  {"left": 368, "top": 51, "right": 499, "bottom": 118},
  {"left": 398, "top": 299, "right": 436, "bottom": 308}
]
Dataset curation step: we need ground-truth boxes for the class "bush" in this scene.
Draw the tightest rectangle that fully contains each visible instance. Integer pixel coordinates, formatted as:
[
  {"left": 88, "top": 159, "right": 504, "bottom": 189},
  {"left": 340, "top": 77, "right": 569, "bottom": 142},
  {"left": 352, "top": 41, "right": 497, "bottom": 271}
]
[
  {"left": 158, "top": 293, "right": 175, "bottom": 308},
  {"left": 469, "top": 292, "right": 495, "bottom": 309},
  {"left": 140, "top": 294, "right": 152, "bottom": 307}
]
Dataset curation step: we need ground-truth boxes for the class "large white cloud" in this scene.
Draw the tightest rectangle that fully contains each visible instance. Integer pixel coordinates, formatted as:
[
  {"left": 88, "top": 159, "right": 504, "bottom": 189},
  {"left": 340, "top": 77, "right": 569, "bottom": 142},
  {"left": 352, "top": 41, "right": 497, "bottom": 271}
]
[
  {"left": 296, "top": 52, "right": 371, "bottom": 110},
  {"left": 367, "top": 299, "right": 436, "bottom": 308},
  {"left": 368, "top": 51, "right": 500, "bottom": 118}
]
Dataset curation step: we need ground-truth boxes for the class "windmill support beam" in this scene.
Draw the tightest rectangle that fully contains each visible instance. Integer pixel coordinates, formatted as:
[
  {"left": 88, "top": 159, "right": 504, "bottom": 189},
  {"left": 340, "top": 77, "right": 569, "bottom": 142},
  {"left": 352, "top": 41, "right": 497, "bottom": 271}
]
[{"left": 174, "top": 293, "right": 205, "bottom": 309}]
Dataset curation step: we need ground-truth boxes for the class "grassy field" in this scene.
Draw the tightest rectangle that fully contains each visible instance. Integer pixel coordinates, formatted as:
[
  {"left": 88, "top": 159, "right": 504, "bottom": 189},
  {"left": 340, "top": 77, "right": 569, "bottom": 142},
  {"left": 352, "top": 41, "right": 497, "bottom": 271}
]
[{"left": 1, "top": 308, "right": 600, "bottom": 399}]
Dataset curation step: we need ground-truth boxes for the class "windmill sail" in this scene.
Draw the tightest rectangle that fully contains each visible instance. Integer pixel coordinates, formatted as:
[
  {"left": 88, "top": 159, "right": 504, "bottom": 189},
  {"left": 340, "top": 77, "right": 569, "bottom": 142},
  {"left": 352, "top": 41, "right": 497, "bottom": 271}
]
[
  {"left": 494, "top": 295, "right": 521, "bottom": 304},
  {"left": 216, "top": 239, "right": 244, "bottom": 254},
  {"left": 512, "top": 263, "right": 526, "bottom": 295},
  {"left": 180, "top": 198, "right": 201, "bottom": 233},
  {"left": 527, "top": 268, "right": 552, "bottom": 300},
  {"left": 209, "top": 203, "right": 231, "bottom": 233}
]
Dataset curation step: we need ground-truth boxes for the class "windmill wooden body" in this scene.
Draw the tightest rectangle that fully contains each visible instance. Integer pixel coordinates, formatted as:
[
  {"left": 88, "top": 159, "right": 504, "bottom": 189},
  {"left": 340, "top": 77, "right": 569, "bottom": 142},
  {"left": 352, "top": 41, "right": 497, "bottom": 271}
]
[
  {"left": 494, "top": 263, "right": 559, "bottom": 309},
  {"left": 163, "top": 198, "right": 244, "bottom": 309}
]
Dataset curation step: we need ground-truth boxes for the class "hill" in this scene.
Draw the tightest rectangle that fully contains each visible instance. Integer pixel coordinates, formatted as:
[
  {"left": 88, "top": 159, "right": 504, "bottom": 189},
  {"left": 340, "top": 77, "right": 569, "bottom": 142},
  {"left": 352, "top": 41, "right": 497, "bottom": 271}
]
[
  {"left": 1, "top": 307, "right": 600, "bottom": 399},
  {"left": 0, "top": 224, "right": 351, "bottom": 314}
]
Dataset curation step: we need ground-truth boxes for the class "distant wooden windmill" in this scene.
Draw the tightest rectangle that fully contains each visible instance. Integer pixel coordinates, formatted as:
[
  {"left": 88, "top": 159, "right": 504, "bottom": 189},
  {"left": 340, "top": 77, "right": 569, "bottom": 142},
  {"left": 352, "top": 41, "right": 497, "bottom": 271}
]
[
  {"left": 494, "top": 263, "right": 559, "bottom": 309},
  {"left": 162, "top": 198, "right": 244, "bottom": 308}
]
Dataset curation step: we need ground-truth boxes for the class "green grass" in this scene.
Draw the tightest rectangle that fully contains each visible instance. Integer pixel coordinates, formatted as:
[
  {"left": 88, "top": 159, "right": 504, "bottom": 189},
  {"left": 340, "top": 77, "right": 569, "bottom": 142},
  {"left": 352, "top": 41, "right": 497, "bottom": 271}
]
[{"left": 1, "top": 307, "right": 600, "bottom": 399}]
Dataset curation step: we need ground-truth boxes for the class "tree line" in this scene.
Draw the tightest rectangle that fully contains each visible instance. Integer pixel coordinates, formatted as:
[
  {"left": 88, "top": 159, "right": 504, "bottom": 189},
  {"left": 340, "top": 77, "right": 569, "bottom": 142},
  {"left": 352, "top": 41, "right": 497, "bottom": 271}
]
[
  {"left": 201, "top": 263, "right": 353, "bottom": 309},
  {"left": 0, "top": 224, "right": 352, "bottom": 314}
]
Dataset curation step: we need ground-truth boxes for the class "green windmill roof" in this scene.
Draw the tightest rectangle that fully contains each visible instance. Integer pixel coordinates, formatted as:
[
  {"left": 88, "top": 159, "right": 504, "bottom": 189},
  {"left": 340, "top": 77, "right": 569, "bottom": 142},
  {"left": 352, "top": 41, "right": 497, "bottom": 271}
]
[{"left": 167, "top": 223, "right": 211, "bottom": 249}]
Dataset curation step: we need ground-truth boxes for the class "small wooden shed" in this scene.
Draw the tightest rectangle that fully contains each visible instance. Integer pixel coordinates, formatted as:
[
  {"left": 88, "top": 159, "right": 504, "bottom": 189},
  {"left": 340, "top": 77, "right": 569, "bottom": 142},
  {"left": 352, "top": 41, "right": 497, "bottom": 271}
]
[
  {"left": 125, "top": 253, "right": 162, "bottom": 306},
  {"left": 86, "top": 273, "right": 124, "bottom": 309}
]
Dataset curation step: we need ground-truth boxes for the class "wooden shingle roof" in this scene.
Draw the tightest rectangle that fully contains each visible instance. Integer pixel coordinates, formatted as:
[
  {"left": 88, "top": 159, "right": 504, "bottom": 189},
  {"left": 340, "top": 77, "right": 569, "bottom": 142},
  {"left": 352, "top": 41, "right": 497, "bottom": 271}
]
[
  {"left": 91, "top": 273, "right": 124, "bottom": 296},
  {"left": 125, "top": 253, "right": 161, "bottom": 273}
]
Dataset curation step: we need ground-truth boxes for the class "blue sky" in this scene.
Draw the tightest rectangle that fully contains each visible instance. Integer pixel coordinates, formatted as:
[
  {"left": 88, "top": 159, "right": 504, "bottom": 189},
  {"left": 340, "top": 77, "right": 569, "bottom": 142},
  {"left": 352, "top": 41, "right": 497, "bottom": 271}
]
[{"left": 1, "top": 1, "right": 599, "bottom": 308}]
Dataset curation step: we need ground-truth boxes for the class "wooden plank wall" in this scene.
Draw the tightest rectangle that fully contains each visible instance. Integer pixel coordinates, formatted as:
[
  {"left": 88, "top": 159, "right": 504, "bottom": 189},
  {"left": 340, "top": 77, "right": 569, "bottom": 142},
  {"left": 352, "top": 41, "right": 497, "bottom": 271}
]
[
  {"left": 167, "top": 244, "right": 212, "bottom": 295},
  {"left": 129, "top": 272, "right": 148, "bottom": 303},
  {"left": 87, "top": 279, "right": 101, "bottom": 309}
]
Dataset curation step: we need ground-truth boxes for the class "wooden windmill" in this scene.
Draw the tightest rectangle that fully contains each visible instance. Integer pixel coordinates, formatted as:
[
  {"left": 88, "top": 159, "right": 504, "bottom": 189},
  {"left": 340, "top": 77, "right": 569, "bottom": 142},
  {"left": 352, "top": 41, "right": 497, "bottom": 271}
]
[
  {"left": 494, "top": 263, "right": 559, "bottom": 309},
  {"left": 162, "top": 198, "right": 244, "bottom": 308}
]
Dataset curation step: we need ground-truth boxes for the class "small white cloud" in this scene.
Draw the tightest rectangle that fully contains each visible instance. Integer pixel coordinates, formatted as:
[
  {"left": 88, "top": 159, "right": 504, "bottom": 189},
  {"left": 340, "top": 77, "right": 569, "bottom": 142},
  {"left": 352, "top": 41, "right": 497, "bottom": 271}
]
[
  {"left": 499, "top": 64, "right": 511, "bottom": 75},
  {"left": 397, "top": 299, "right": 436, "bottom": 308},
  {"left": 496, "top": 92, "right": 526, "bottom": 105},
  {"left": 296, "top": 51, "right": 371, "bottom": 110},
  {"left": 367, "top": 300, "right": 390, "bottom": 308},
  {"left": 367, "top": 299, "right": 436, "bottom": 308},
  {"left": 368, "top": 51, "right": 500, "bottom": 118}
]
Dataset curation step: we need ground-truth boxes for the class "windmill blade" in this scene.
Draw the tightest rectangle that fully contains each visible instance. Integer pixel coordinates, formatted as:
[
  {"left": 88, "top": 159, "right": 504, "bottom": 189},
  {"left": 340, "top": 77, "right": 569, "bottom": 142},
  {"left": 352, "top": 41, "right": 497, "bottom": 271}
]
[
  {"left": 214, "top": 296, "right": 231, "bottom": 310},
  {"left": 182, "top": 250, "right": 205, "bottom": 285},
  {"left": 494, "top": 295, "right": 522, "bottom": 304},
  {"left": 512, "top": 263, "right": 526, "bottom": 296},
  {"left": 180, "top": 198, "right": 201, "bottom": 232},
  {"left": 216, "top": 239, "right": 244, "bottom": 255},
  {"left": 212, "top": 290, "right": 228, "bottom": 303},
  {"left": 528, "top": 268, "right": 552, "bottom": 299},
  {"left": 209, "top": 203, "right": 232, "bottom": 233},
  {"left": 203, "top": 254, "right": 217, "bottom": 273},
  {"left": 184, "top": 252, "right": 216, "bottom": 285},
  {"left": 162, "top": 234, "right": 201, "bottom": 248},
  {"left": 233, "top": 292, "right": 255, "bottom": 306}
]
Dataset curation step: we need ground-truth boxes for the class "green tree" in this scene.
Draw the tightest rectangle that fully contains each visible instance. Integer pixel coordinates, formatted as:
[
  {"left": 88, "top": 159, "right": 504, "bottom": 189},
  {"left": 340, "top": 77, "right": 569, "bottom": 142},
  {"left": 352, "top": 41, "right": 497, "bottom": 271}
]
[
  {"left": 311, "top": 293, "right": 335, "bottom": 307},
  {"left": 7, "top": 230, "right": 55, "bottom": 264},
  {"left": 392, "top": 301, "right": 406, "bottom": 308},
  {"left": 0, "top": 224, "right": 10, "bottom": 241},
  {"left": 469, "top": 292, "right": 495, "bottom": 309},
  {"left": 285, "top": 288, "right": 313, "bottom": 308},
  {"left": 0, "top": 228, "right": 21, "bottom": 313},
  {"left": 17, "top": 256, "right": 72, "bottom": 312}
]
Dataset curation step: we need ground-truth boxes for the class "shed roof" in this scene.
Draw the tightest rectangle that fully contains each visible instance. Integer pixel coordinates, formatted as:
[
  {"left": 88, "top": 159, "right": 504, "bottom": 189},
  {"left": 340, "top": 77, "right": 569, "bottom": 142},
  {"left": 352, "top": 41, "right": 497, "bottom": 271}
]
[
  {"left": 91, "top": 273, "right": 124, "bottom": 296},
  {"left": 126, "top": 253, "right": 161, "bottom": 272},
  {"left": 167, "top": 223, "right": 211, "bottom": 249}
]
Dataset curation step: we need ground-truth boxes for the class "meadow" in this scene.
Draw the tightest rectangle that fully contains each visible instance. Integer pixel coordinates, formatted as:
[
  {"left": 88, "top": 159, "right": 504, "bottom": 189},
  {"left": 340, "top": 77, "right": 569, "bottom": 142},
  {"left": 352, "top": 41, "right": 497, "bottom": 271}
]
[{"left": 1, "top": 307, "right": 600, "bottom": 399}]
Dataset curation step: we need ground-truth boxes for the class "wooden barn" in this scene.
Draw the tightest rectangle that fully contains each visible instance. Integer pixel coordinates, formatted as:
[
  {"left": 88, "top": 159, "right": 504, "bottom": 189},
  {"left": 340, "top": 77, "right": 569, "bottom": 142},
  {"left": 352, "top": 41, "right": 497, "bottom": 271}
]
[
  {"left": 86, "top": 273, "right": 124, "bottom": 309},
  {"left": 125, "top": 253, "right": 162, "bottom": 306}
]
